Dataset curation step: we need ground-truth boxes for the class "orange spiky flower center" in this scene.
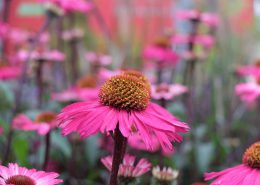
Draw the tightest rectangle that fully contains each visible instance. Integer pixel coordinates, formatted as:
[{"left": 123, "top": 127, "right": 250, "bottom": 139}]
[
  {"left": 153, "top": 36, "right": 171, "bottom": 48},
  {"left": 242, "top": 141, "right": 260, "bottom": 169},
  {"left": 35, "top": 112, "right": 57, "bottom": 123},
  {"left": 99, "top": 74, "right": 150, "bottom": 111},
  {"left": 6, "top": 175, "right": 36, "bottom": 185},
  {"left": 77, "top": 75, "right": 97, "bottom": 88},
  {"left": 121, "top": 70, "right": 151, "bottom": 91}
]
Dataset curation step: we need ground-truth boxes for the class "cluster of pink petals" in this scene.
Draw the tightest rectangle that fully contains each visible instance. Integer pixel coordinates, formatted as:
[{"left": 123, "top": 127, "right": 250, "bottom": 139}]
[
  {"left": 12, "top": 114, "right": 56, "bottom": 135},
  {"left": 176, "top": 10, "right": 220, "bottom": 27},
  {"left": 0, "top": 163, "right": 62, "bottom": 185},
  {"left": 151, "top": 83, "right": 188, "bottom": 100},
  {"left": 40, "top": 0, "right": 93, "bottom": 14},
  {"left": 235, "top": 82, "right": 260, "bottom": 104},
  {"left": 0, "top": 66, "right": 21, "bottom": 80},
  {"left": 52, "top": 87, "right": 99, "bottom": 102},
  {"left": 143, "top": 46, "right": 180, "bottom": 65},
  {"left": 57, "top": 100, "right": 189, "bottom": 151},
  {"left": 236, "top": 65, "right": 260, "bottom": 79},
  {"left": 128, "top": 134, "right": 174, "bottom": 156},
  {"left": 0, "top": 22, "right": 9, "bottom": 38},
  {"left": 204, "top": 164, "right": 260, "bottom": 185},
  {"left": 85, "top": 52, "right": 112, "bottom": 66},
  {"left": 101, "top": 154, "right": 151, "bottom": 177},
  {"left": 172, "top": 35, "right": 215, "bottom": 49},
  {"left": 17, "top": 49, "right": 65, "bottom": 62}
]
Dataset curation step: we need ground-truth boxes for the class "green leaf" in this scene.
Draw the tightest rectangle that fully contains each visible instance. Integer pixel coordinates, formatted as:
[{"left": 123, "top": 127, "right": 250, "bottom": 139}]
[{"left": 13, "top": 137, "right": 29, "bottom": 166}]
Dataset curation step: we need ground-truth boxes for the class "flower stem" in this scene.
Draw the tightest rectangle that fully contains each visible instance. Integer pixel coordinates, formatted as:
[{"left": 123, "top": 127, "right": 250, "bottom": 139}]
[
  {"left": 3, "top": 16, "right": 52, "bottom": 165},
  {"left": 43, "top": 132, "right": 51, "bottom": 170},
  {"left": 109, "top": 124, "right": 127, "bottom": 185},
  {"left": 36, "top": 60, "right": 44, "bottom": 108}
]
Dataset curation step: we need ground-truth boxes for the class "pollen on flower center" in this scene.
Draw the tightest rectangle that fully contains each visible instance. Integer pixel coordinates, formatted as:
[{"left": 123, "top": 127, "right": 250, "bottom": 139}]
[
  {"left": 6, "top": 175, "right": 36, "bottom": 185},
  {"left": 255, "top": 60, "right": 260, "bottom": 67},
  {"left": 121, "top": 70, "right": 151, "bottom": 91},
  {"left": 242, "top": 141, "right": 260, "bottom": 169},
  {"left": 99, "top": 74, "right": 150, "bottom": 111},
  {"left": 153, "top": 36, "right": 171, "bottom": 48},
  {"left": 35, "top": 112, "right": 57, "bottom": 123}
]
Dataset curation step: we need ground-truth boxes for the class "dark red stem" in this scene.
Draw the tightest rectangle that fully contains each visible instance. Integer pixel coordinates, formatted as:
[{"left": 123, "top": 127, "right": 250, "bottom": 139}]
[
  {"left": 109, "top": 125, "right": 127, "bottom": 185},
  {"left": 43, "top": 132, "right": 51, "bottom": 170}
]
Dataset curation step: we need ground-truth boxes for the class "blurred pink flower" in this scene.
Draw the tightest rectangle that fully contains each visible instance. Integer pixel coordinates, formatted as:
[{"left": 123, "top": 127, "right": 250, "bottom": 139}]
[
  {"left": 0, "top": 22, "right": 9, "bottom": 39},
  {"left": 0, "top": 65, "right": 21, "bottom": 80},
  {"left": 40, "top": 0, "right": 93, "bottom": 14},
  {"left": 201, "top": 13, "right": 220, "bottom": 27},
  {"left": 193, "top": 35, "right": 215, "bottom": 48},
  {"left": 85, "top": 52, "right": 112, "bottom": 66},
  {"left": 62, "top": 28, "right": 84, "bottom": 41},
  {"left": 151, "top": 83, "right": 188, "bottom": 100},
  {"left": 57, "top": 74, "right": 189, "bottom": 151},
  {"left": 101, "top": 154, "right": 151, "bottom": 178},
  {"left": 175, "top": 10, "right": 200, "bottom": 21},
  {"left": 17, "top": 49, "right": 65, "bottom": 62},
  {"left": 172, "top": 34, "right": 215, "bottom": 48},
  {"left": 8, "top": 28, "right": 30, "bottom": 44},
  {"left": 0, "top": 125, "right": 4, "bottom": 135},
  {"left": 128, "top": 134, "right": 175, "bottom": 156},
  {"left": 52, "top": 88, "right": 80, "bottom": 102},
  {"left": 205, "top": 141, "right": 260, "bottom": 185},
  {"left": 12, "top": 112, "right": 57, "bottom": 135},
  {"left": 143, "top": 46, "right": 179, "bottom": 66},
  {"left": 180, "top": 51, "right": 208, "bottom": 61},
  {"left": 235, "top": 82, "right": 260, "bottom": 104},
  {"left": 236, "top": 65, "right": 260, "bottom": 79},
  {"left": 0, "top": 163, "right": 62, "bottom": 185}
]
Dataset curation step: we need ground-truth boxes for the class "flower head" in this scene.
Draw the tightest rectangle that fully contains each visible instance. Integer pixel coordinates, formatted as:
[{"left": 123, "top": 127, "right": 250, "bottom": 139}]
[
  {"left": 235, "top": 82, "right": 260, "bottom": 104},
  {"left": 0, "top": 163, "right": 62, "bottom": 185},
  {"left": 205, "top": 141, "right": 260, "bottom": 185},
  {"left": 12, "top": 112, "right": 57, "bottom": 135},
  {"left": 0, "top": 65, "right": 21, "bottom": 80},
  {"left": 101, "top": 154, "right": 151, "bottom": 178},
  {"left": 151, "top": 83, "right": 188, "bottom": 100},
  {"left": 57, "top": 72, "right": 189, "bottom": 151},
  {"left": 152, "top": 166, "right": 179, "bottom": 184}
]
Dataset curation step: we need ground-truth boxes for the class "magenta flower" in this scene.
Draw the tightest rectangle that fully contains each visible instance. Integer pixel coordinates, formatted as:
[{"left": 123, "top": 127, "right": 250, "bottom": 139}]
[
  {"left": 200, "top": 13, "right": 220, "bottom": 27},
  {"left": 101, "top": 154, "right": 151, "bottom": 178},
  {"left": 12, "top": 112, "right": 57, "bottom": 135},
  {"left": 0, "top": 163, "right": 62, "bottom": 185},
  {"left": 151, "top": 83, "right": 188, "bottom": 100},
  {"left": 0, "top": 65, "right": 21, "bottom": 80},
  {"left": 57, "top": 73, "right": 189, "bottom": 151},
  {"left": 0, "top": 22, "right": 9, "bottom": 39},
  {"left": 235, "top": 82, "right": 260, "bottom": 104},
  {"left": 205, "top": 141, "right": 260, "bottom": 185}
]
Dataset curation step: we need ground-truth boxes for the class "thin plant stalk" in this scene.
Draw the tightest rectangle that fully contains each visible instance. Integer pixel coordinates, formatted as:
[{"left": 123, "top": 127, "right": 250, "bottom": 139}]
[
  {"left": 3, "top": 16, "right": 52, "bottom": 164},
  {"left": 43, "top": 132, "right": 51, "bottom": 170},
  {"left": 109, "top": 124, "right": 127, "bottom": 185},
  {"left": 36, "top": 60, "right": 44, "bottom": 108}
]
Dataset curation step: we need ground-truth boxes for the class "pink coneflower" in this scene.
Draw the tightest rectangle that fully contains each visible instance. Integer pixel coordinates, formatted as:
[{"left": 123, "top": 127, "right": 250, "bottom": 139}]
[
  {"left": 0, "top": 163, "right": 62, "bottom": 185},
  {"left": 151, "top": 83, "right": 188, "bottom": 100},
  {"left": 205, "top": 141, "right": 260, "bottom": 185},
  {"left": 52, "top": 88, "right": 80, "bottom": 103},
  {"left": 57, "top": 72, "right": 189, "bottom": 152},
  {"left": 0, "top": 65, "right": 21, "bottom": 80},
  {"left": 101, "top": 154, "right": 151, "bottom": 178},
  {"left": 193, "top": 35, "right": 215, "bottom": 49},
  {"left": 235, "top": 81, "right": 260, "bottom": 104},
  {"left": 12, "top": 112, "right": 57, "bottom": 135}
]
